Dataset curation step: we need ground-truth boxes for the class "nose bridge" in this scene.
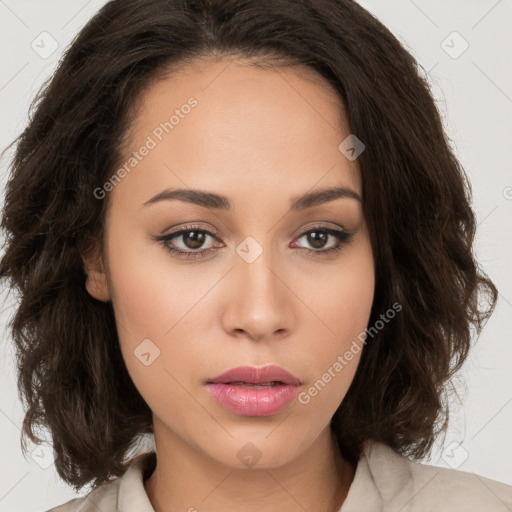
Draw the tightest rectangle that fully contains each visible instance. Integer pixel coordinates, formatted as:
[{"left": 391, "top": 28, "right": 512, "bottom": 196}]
[
  {"left": 236, "top": 234, "right": 282, "bottom": 303},
  {"left": 226, "top": 234, "right": 294, "bottom": 337}
]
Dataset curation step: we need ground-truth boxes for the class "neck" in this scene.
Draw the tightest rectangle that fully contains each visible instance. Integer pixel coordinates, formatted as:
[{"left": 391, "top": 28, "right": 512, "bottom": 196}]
[{"left": 144, "top": 425, "right": 355, "bottom": 512}]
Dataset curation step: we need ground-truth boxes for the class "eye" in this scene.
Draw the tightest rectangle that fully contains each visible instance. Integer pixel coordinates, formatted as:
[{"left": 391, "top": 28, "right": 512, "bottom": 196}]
[
  {"left": 292, "top": 226, "right": 354, "bottom": 255},
  {"left": 156, "top": 225, "right": 221, "bottom": 259},
  {"left": 155, "top": 224, "right": 354, "bottom": 259}
]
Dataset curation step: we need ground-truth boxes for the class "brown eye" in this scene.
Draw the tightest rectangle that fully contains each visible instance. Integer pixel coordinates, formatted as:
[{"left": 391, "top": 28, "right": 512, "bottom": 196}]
[
  {"left": 157, "top": 226, "right": 220, "bottom": 259},
  {"left": 292, "top": 227, "right": 353, "bottom": 255},
  {"left": 178, "top": 230, "right": 209, "bottom": 250},
  {"left": 155, "top": 225, "right": 353, "bottom": 260},
  {"left": 303, "top": 230, "right": 330, "bottom": 249}
]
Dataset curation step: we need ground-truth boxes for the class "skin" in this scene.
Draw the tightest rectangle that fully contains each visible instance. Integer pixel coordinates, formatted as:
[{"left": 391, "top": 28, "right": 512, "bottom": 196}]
[{"left": 84, "top": 57, "right": 375, "bottom": 512}]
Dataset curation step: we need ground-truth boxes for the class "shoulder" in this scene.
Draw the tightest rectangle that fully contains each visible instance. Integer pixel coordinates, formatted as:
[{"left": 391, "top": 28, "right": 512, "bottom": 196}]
[
  {"left": 362, "top": 440, "right": 512, "bottom": 511},
  {"left": 43, "top": 479, "right": 119, "bottom": 512},
  {"left": 409, "top": 456, "right": 512, "bottom": 507},
  {"left": 43, "top": 451, "right": 156, "bottom": 512}
]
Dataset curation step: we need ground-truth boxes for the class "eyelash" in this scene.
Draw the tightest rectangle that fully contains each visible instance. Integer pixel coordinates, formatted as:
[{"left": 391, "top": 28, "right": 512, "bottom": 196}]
[{"left": 155, "top": 224, "right": 354, "bottom": 260}]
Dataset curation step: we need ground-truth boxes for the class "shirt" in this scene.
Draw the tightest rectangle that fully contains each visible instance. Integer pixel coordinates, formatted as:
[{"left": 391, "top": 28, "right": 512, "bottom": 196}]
[{"left": 45, "top": 440, "right": 512, "bottom": 511}]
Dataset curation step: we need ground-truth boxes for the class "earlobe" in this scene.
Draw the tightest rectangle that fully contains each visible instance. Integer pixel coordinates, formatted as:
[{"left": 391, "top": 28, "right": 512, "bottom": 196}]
[{"left": 82, "top": 248, "right": 111, "bottom": 302}]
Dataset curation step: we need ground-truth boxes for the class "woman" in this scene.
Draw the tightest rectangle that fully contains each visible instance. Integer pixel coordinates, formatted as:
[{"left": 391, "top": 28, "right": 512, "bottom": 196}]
[{"left": 1, "top": 0, "right": 510, "bottom": 511}]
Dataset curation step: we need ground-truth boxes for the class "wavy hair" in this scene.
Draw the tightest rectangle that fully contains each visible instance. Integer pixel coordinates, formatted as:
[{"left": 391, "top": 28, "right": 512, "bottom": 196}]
[{"left": 0, "top": 0, "right": 498, "bottom": 492}]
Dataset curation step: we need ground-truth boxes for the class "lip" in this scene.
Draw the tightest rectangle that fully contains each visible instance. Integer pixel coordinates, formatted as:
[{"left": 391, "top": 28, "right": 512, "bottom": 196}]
[
  {"left": 206, "top": 365, "right": 302, "bottom": 386},
  {"left": 205, "top": 365, "right": 302, "bottom": 417}
]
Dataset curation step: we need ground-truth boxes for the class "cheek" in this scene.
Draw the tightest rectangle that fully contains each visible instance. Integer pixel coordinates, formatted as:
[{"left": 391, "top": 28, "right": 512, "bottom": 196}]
[
  {"left": 105, "top": 222, "right": 225, "bottom": 390},
  {"left": 105, "top": 236, "right": 203, "bottom": 410},
  {"left": 301, "top": 232, "right": 375, "bottom": 347},
  {"left": 296, "top": 241, "right": 374, "bottom": 410},
  {"left": 106, "top": 225, "right": 204, "bottom": 340},
  {"left": 329, "top": 262, "right": 375, "bottom": 339},
  {"left": 108, "top": 252, "right": 171, "bottom": 339}
]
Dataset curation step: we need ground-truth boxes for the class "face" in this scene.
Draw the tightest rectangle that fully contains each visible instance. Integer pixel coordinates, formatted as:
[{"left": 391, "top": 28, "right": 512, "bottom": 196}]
[{"left": 85, "top": 57, "right": 375, "bottom": 469}]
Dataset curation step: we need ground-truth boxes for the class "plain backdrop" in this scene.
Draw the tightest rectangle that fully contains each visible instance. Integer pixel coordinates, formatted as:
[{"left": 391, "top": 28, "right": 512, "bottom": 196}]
[{"left": 1, "top": 1, "right": 511, "bottom": 511}]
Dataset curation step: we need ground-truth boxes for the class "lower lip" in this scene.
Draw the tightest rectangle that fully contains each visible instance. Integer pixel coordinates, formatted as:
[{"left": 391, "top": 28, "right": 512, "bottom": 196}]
[{"left": 205, "top": 383, "right": 300, "bottom": 416}]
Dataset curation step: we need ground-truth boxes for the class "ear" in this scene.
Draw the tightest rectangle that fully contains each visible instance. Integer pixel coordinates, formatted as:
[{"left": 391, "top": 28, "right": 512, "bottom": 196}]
[{"left": 82, "top": 243, "right": 111, "bottom": 302}]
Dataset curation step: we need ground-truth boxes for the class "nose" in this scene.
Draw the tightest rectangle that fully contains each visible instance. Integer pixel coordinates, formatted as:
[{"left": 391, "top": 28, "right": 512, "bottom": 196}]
[{"left": 221, "top": 242, "right": 296, "bottom": 342}]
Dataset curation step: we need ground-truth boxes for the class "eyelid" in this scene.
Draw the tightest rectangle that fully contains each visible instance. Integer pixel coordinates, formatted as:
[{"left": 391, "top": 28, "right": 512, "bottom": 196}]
[{"left": 295, "top": 221, "right": 349, "bottom": 236}]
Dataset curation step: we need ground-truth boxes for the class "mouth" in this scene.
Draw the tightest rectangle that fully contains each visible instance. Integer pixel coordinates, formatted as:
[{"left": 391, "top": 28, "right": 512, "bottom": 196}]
[
  {"left": 204, "top": 365, "right": 302, "bottom": 416},
  {"left": 206, "top": 364, "right": 302, "bottom": 387}
]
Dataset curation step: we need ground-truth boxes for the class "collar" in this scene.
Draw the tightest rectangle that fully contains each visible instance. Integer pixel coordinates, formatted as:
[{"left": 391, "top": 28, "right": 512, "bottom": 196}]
[{"left": 340, "top": 440, "right": 414, "bottom": 511}]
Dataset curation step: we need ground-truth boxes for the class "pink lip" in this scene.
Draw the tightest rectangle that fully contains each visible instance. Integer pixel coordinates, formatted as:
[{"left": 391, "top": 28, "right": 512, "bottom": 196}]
[
  {"left": 207, "top": 365, "right": 302, "bottom": 386},
  {"left": 205, "top": 365, "right": 302, "bottom": 417}
]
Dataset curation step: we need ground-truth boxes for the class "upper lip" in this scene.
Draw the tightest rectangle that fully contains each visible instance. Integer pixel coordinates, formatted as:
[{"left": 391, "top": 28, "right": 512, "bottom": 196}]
[{"left": 207, "top": 365, "right": 302, "bottom": 386}]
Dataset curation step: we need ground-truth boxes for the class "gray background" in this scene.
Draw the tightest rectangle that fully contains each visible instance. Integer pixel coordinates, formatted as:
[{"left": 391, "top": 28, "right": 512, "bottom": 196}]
[{"left": 1, "top": 1, "right": 511, "bottom": 510}]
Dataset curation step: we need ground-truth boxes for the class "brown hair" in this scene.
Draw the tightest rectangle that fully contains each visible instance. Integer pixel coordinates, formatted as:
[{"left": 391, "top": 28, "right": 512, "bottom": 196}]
[{"left": 0, "top": 0, "right": 497, "bottom": 492}]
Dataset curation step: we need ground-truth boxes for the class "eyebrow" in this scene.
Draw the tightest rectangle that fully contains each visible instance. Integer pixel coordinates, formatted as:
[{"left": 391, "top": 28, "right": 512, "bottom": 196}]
[{"left": 142, "top": 186, "right": 361, "bottom": 211}]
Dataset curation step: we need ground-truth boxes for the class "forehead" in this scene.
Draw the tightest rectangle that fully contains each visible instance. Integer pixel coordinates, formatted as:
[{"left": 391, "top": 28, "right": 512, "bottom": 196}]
[{"left": 115, "top": 58, "right": 362, "bottom": 208}]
